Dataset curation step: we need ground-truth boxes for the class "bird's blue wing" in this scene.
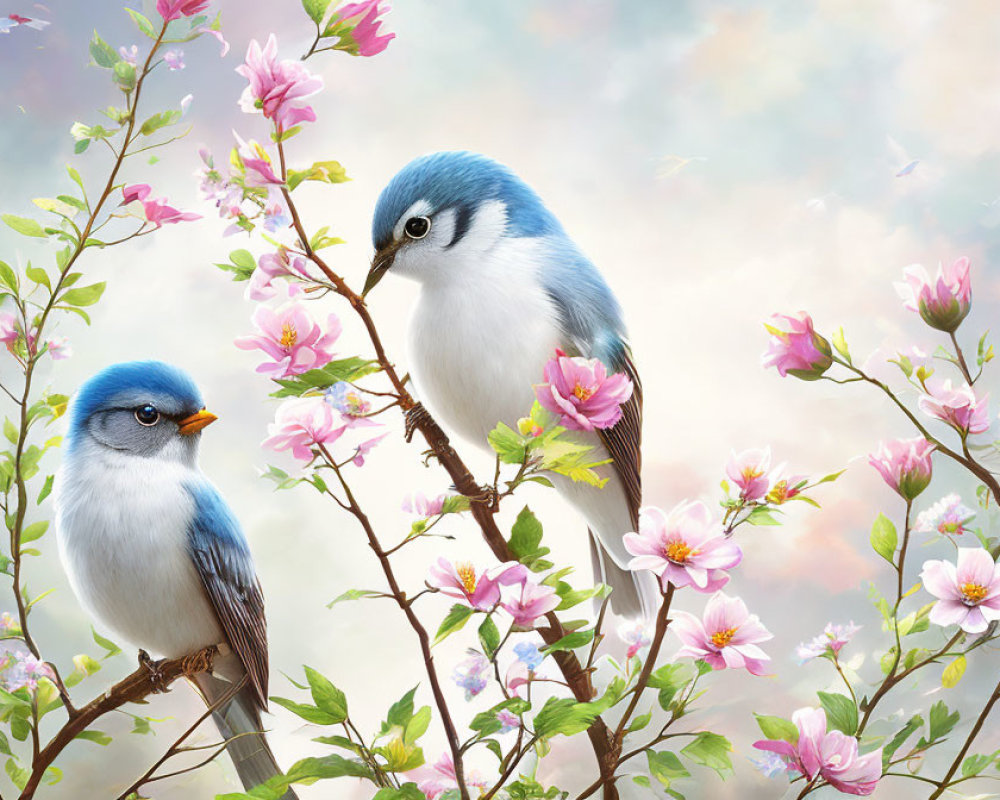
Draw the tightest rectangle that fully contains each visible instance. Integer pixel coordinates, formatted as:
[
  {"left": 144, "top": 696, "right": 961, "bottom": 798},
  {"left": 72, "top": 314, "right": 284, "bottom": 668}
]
[
  {"left": 540, "top": 238, "right": 643, "bottom": 526},
  {"left": 185, "top": 480, "right": 268, "bottom": 710}
]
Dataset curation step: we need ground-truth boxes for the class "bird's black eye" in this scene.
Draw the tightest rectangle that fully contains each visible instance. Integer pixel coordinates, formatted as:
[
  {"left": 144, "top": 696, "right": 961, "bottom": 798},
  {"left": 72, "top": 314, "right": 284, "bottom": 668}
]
[
  {"left": 404, "top": 216, "right": 431, "bottom": 239},
  {"left": 134, "top": 405, "right": 159, "bottom": 426}
]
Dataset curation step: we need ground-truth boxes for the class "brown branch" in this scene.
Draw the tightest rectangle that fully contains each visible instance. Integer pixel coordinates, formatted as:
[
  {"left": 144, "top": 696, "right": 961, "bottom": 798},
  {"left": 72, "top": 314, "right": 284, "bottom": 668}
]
[
  {"left": 927, "top": 675, "right": 1000, "bottom": 800},
  {"left": 19, "top": 646, "right": 217, "bottom": 799},
  {"left": 277, "top": 144, "right": 622, "bottom": 798}
]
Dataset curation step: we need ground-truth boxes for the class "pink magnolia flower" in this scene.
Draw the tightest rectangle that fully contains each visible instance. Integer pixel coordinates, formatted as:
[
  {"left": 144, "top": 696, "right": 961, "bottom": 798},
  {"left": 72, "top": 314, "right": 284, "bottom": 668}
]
[
  {"left": 921, "top": 547, "right": 1000, "bottom": 634},
  {"left": 401, "top": 492, "right": 446, "bottom": 518},
  {"left": 261, "top": 397, "right": 346, "bottom": 462},
  {"left": 754, "top": 707, "right": 882, "bottom": 795},
  {"left": 761, "top": 312, "right": 832, "bottom": 380},
  {"left": 534, "top": 349, "right": 633, "bottom": 431},
  {"left": 156, "top": 0, "right": 209, "bottom": 21},
  {"left": 919, "top": 380, "right": 990, "bottom": 435},
  {"left": 505, "top": 660, "right": 530, "bottom": 698},
  {"left": 0, "top": 313, "right": 19, "bottom": 345},
  {"left": 796, "top": 622, "right": 861, "bottom": 663},
  {"left": 868, "top": 437, "right": 934, "bottom": 500},
  {"left": 163, "top": 49, "right": 185, "bottom": 70},
  {"left": 452, "top": 651, "right": 489, "bottom": 700},
  {"left": 235, "top": 134, "right": 283, "bottom": 188},
  {"left": 764, "top": 464, "right": 807, "bottom": 505},
  {"left": 408, "top": 753, "right": 487, "bottom": 800},
  {"left": 624, "top": 501, "right": 742, "bottom": 593},
  {"left": 327, "top": 0, "right": 395, "bottom": 57},
  {"left": 915, "top": 493, "right": 975, "bottom": 537},
  {"left": 45, "top": 337, "right": 71, "bottom": 361},
  {"left": 672, "top": 592, "right": 772, "bottom": 675},
  {"left": 617, "top": 620, "right": 651, "bottom": 659},
  {"left": 234, "top": 301, "right": 341, "bottom": 379},
  {"left": 121, "top": 184, "right": 201, "bottom": 227},
  {"left": 726, "top": 447, "right": 771, "bottom": 502},
  {"left": 501, "top": 578, "right": 560, "bottom": 628},
  {"left": 236, "top": 35, "right": 324, "bottom": 131},
  {"left": 428, "top": 559, "right": 526, "bottom": 611},
  {"left": 895, "top": 257, "right": 972, "bottom": 333},
  {"left": 247, "top": 248, "right": 312, "bottom": 301}
]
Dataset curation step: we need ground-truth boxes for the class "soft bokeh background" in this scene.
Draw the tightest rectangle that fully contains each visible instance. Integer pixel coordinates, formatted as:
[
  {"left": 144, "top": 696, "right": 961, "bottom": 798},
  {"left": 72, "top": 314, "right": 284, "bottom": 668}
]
[{"left": 2, "top": 1, "right": 999, "bottom": 797}]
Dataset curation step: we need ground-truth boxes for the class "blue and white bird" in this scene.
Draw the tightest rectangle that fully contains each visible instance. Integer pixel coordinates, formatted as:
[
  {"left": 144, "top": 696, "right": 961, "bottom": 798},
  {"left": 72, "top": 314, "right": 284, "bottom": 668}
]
[
  {"left": 365, "top": 151, "right": 655, "bottom": 619},
  {"left": 54, "top": 361, "right": 295, "bottom": 798}
]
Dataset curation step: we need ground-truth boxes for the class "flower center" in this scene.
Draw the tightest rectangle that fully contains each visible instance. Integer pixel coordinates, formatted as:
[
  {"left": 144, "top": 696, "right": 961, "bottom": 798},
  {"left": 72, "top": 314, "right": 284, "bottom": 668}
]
[
  {"left": 456, "top": 562, "right": 478, "bottom": 595},
  {"left": 766, "top": 480, "right": 788, "bottom": 503},
  {"left": 960, "top": 582, "right": 987, "bottom": 605},
  {"left": 664, "top": 540, "right": 694, "bottom": 564},
  {"left": 741, "top": 466, "right": 764, "bottom": 482},
  {"left": 573, "top": 383, "right": 595, "bottom": 402},
  {"left": 939, "top": 520, "right": 961, "bottom": 535},
  {"left": 280, "top": 322, "right": 298, "bottom": 350},
  {"left": 710, "top": 627, "right": 737, "bottom": 648}
]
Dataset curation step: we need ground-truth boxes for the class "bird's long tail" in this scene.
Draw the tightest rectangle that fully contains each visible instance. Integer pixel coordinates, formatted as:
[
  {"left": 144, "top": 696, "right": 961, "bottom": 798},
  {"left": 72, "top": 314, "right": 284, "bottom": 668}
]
[
  {"left": 589, "top": 531, "right": 659, "bottom": 620},
  {"left": 192, "top": 672, "right": 298, "bottom": 800}
]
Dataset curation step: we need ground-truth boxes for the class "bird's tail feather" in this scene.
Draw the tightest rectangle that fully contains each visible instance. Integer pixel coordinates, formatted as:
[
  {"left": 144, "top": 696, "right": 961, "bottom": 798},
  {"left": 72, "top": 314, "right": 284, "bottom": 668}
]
[
  {"left": 192, "top": 672, "right": 298, "bottom": 800},
  {"left": 589, "top": 531, "right": 659, "bottom": 620}
]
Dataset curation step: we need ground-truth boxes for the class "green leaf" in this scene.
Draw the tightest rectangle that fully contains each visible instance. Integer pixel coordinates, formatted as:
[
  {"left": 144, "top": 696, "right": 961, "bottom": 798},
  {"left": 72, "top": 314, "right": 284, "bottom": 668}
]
[
  {"left": 284, "top": 753, "right": 373, "bottom": 782},
  {"left": 680, "top": 732, "right": 733, "bottom": 778},
  {"left": 883, "top": 714, "right": 923, "bottom": 767},
  {"left": 26, "top": 264, "right": 50, "bottom": 292},
  {"left": 832, "top": 326, "right": 851, "bottom": 364},
  {"left": 139, "top": 110, "right": 181, "bottom": 136},
  {"left": 287, "top": 160, "right": 350, "bottom": 191},
  {"left": 112, "top": 61, "right": 137, "bottom": 91},
  {"left": 433, "top": 604, "right": 474, "bottom": 645},
  {"left": 326, "top": 588, "right": 382, "bottom": 608},
  {"left": 269, "top": 358, "right": 381, "bottom": 397},
  {"left": 532, "top": 697, "right": 599, "bottom": 738},
  {"left": 386, "top": 686, "right": 418, "bottom": 729},
  {"left": 303, "top": 666, "right": 347, "bottom": 723},
  {"left": 373, "top": 785, "right": 425, "bottom": 800},
  {"left": 302, "top": 0, "right": 333, "bottom": 23},
  {"left": 125, "top": 8, "right": 157, "bottom": 38},
  {"left": 92, "top": 627, "right": 122, "bottom": 659},
  {"left": 89, "top": 31, "right": 119, "bottom": 68},
  {"left": 74, "top": 729, "right": 112, "bottom": 746},
  {"left": 753, "top": 713, "right": 799, "bottom": 744},
  {"left": 32, "top": 197, "right": 79, "bottom": 219},
  {"left": 20, "top": 521, "right": 48, "bottom": 544},
  {"left": 5, "top": 758, "right": 28, "bottom": 790},
  {"left": 0, "top": 261, "right": 18, "bottom": 292},
  {"left": 942, "top": 654, "right": 967, "bottom": 688},
  {"left": 3, "top": 419, "right": 18, "bottom": 445},
  {"left": 404, "top": 706, "right": 431, "bottom": 745},
  {"left": 647, "top": 750, "right": 690, "bottom": 789},
  {"left": 541, "top": 628, "right": 594, "bottom": 653},
  {"left": 508, "top": 506, "right": 550, "bottom": 569},
  {"left": 627, "top": 711, "right": 652, "bottom": 733},
  {"left": 270, "top": 696, "right": 343, "bottom": 725},
  {"left": 927, "top": 701, "right": 960, "bottom": 741},
  {"left": 746, "top": 506, "right": 780, "bottom": 526},
  {"left": 870, "top": 512, "right": 897, "bottom": 565},
  {"left": 2, "top": 214, "right": 47, "bottom": 238},
  {"left": 478, "top": 617, "right": 500, "bottom": 658},
  {"left": 961, "top": 752, "right": 999, "bottom": 778},
  {"left": 60, "top": 282, "right": 106, "bottom": 307},
  {"left": 818, "top": 692, "right": 858, "bottom": 735}
]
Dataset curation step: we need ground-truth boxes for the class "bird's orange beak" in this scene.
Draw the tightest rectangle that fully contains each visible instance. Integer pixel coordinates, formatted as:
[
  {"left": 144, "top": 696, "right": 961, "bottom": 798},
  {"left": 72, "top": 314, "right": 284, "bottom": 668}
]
[{"left": 177, "top": 409, "right": 218, "bottom": 436}]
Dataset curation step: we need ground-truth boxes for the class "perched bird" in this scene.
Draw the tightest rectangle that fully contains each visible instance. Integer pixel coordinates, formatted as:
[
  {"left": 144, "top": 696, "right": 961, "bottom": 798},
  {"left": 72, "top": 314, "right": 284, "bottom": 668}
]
[
  {"left": 54, "top": 361, "right": 295, "bottom": 798},
  {"left": 365, "top": 151, "right": 656, "bottom": 618}
]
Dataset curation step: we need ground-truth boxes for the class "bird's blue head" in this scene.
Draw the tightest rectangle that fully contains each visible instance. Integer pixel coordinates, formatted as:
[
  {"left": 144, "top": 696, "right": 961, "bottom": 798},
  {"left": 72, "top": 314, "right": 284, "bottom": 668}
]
[
  {"left": 68, "top": 361, "right": 217, "bottom": 463},
  {"left": 364, "top": 151, "right": 563, "bottom": 295}
]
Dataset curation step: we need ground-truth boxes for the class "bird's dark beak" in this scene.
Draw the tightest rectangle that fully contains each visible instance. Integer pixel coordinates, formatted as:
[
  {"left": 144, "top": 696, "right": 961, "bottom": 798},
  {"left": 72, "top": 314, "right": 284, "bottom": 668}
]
[
  {"left": 178, "top": 408, "right": 218, "bottom": 436},
  {"left": 363, "top": 240, "right": 403, "bottom": 299}
]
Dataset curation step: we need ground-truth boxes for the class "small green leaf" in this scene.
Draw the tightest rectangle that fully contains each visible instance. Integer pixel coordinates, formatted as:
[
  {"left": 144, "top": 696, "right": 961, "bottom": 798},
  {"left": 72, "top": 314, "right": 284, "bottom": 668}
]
[
  {"left": 60, "top": 282, "right": 106, "bottom": 307},
  {"left": 647, "top": 750, "right": 690, "bottom": 790},
  {"left": 532, "top": 697, "right": 599, "bottom": 738},
  {"left": 753, "top": 713, "right": 799, "bottom": 744},
  {"left": 927, "top": 701, "right": 960, "bottom": 741},
  {"left": 270, "top": 696, "right": 342, "bottom": 725},
  {"left": 541, "top": 628, "right": 594, "bottom": 653},
  {"left": 125, "top": 8, "right": 157, "bottom": 38},
  {"left": 680, "top": 731, "right": 733, "bottom": 778},
  {"left": 870, "top": 512, "right": 897, "bottom": 565},
  {"left": 20, "top": 521, "right": 48, "bottom": 544},
  {"left": 818, "top": 691, "right": 858, "bottom": 735},
  {"left": 74, "top": 729, "right": 112, "bottom": 746},
  {"left": 92, "top": 627, "right": 122, "bottom": 659},
  {"left": 303, "top": 666, "right": 347, "bottom": 723},
  {"left": 942, "top": 654, "right": 967, "bottom": 688},
  {"left": 302, "top": 0, "right": 334, "bottom": 24},
  {"left": 2, "top": 214, "right": 47, "bottom": 238},
  {"left": 0, "top": 261, "right": 18, "bottom": 292},
  {"left": 882, "top": 714, "right": 923, "bottom": 767},
  {"left": 433, "top": 604, "right": 474, "bottom": 645},
  {"left": 89, "top": 31, "right": 119, "bottom": 68},
  {"left": 832, "top": 326, "right": 851, "bottom": 364},
  {"left": 478, "top": 617, "right": 500, "bottom": 658},
  {"left": 139, "top": 110, "right": 181, "bottom": 136}
]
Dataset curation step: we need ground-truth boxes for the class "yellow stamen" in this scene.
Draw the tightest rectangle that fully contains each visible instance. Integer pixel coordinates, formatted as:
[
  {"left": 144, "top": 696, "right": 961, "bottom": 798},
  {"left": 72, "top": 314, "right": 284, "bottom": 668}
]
[
  {"left": 741, "top": 466, "right": 764, "bottom": 481},
  {"left": 456, "top": 562, "right": 478, "bottom": 595},
  {"left": 664, "top": 540, "right": 694, "bottom": 564},
  {"left": 280, "top": 322, "right": 298, "bottom": 349},
  {"left": 573, "top": 383, "right": 595, "bottom": 402},
  {"left": 766, "top": 480, "right": 789, "bottom": 504},
  {"left": 961, "top": 582, "right": 987, "bottom": 605},
  {"left": 711, "top": 627, "right": 737, "bottom": 648}
]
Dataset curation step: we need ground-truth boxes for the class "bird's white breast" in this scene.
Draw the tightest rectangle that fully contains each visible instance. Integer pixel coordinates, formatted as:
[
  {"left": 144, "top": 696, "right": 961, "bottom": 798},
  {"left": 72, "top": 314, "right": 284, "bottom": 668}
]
[
  {"left": 408, "top": 236, "right": 564, "bottom": 448},
  {"left": 55, "top": 445, "right": 223, "bottom": 658}
]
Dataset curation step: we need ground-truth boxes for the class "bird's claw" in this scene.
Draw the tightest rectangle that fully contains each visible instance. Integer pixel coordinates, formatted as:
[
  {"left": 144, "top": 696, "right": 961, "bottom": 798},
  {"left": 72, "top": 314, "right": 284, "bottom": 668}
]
[
  {"left": 138, "top": 649, "right": 168, "bottom": 694},
  {"left": 465, "top": 483, "right": 500, "bottom": 511},
  {"left": 404, "top": 402, "right": 432, "bottom": 443},
  {"left": 421, "top": 448, "right": 441, "bottom": 467}
]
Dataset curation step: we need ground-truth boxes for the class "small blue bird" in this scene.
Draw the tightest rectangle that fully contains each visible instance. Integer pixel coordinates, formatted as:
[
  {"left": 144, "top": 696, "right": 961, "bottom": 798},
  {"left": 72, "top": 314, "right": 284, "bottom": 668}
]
[
  {"left": 365, "top": 151, "right": 656, "bottom": 618},
  {"left": 54, "top": 361, "right": 295, "bottom": 798}
]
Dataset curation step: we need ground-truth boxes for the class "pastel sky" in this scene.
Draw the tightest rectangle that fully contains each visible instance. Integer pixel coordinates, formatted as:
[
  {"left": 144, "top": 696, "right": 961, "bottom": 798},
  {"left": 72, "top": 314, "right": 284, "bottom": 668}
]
[{"left": 2, "top": 1, "right": 999, "bottom": 798}]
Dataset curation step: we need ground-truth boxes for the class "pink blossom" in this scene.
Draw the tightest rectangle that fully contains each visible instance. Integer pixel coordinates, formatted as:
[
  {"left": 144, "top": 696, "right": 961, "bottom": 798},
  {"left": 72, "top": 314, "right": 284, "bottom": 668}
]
[
  {"left": 327, "top": 0, "right": 395, "bottom": 57},
  {"left": 45, "top": 337, "right": 71, "bottom": 361},
  {"left": 0, "top": 313, "right": 19, "bottom": 345},
  {"left": 617, "top": 620, "right": 651, "bottom": 659},
  {"left": 496, "top": 709, "right": 520, "bottom": 733},
  {"left": 764, "top": 464, "right": 807, "bottom": 505},
  {"left": 895, "top": 257, "right": 972, "bottom": 333},
  {"left": 868, "top": 437, "right": 934, "bottom": 500},
  {"left": 761, "top": 312, "right": 832, "bottom": 380},
  {"left": 236, "top": 35, "right": 324, "bottom": 131},
  {"left": 235, "top": 133, "right": 283, "bottom": 188},
  {"left": 163, "top": 49, "right": 185, "bottom": 70},
  {"left": 505, "top": 660, "right": 530, "bottom": 697},
  {"left": 261, "top": 397, "right": 346, "bottom": 462},
  {"left": 915, "top": 494, "right": 975, "bottom": 537},
  {"left": 920, "top": 547, "right": 1000, "bottom": 634},
  {"left": 0, "top": 645, "right": 55, "bottom": 693},
  {"left": 796, "top": 622, "right": 861, "bottom": 663},
  {"left": 118, "top": 44, "right": 138, "bottom": 65},
  {"left": 234, "top": 301, "right": 341, "bottom": 379},
  {"left": 754, "top": 707, "right": 882, "bottom": 795},
  {"left": 624, "top": 501, "right": 741, "bottom": 593},
  {"left": 247, "top": 247, "right": 312, "bottom": 301},
  {"left": 726, "top": 447, "right": 771, "bottom": 502},
  {"left": 408, "top": 753, "right": 487, "bottom": 800},
  {"left": 121, "top": 184, "right": 201, "bottom": 228},
  {"left": 427, "top": 559, "right": 526, "bottom": 611},
  {"left": 196, "top": 25, "right": 229, "bottom": 56},
  {"left": 919, "top": 380, "right": 990, "bottom": 435},
  {"left": 534, "top": 349, "right": 633, "bottom": 431},
  {"left": 501, "top": 578, "right": 560, "bottom": 628},
  {"left": 349, "top": 432, "right": 387, "bottom": 466},
  {"left": 156, "top": 0, "right": 209, "bottom": 21},
  {"left": 672, "top": 592, "right": 772, "bottom": 675},
  {"left": 401, "top": 492, "right": 446, "bottom": 518}
]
